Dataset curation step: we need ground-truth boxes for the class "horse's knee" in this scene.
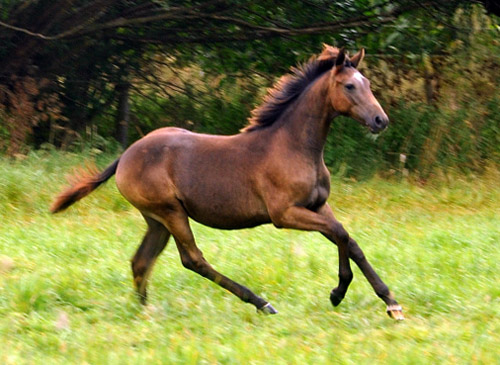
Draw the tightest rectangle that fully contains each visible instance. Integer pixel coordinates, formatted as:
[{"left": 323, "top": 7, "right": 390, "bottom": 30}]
[
  {"left": 332, "top": 222, "right": 349, "bottom": 245},
  {"left": 180, "top": 255, "right": 206, "bottom": 273},
  {"left": 339, "top": 269, "right": 353, "bottom": 285},
  {"left": 180, "top": 255, "right": 195, "bottom": 271}
]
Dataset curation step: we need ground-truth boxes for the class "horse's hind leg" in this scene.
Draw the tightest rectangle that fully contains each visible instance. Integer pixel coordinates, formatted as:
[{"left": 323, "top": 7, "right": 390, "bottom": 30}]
[
  {"left": 131, "top": 215, "right": 171, "bottom": 304},
  {"left": 160, "top": 209, "right": 277, "bottom": 314}
]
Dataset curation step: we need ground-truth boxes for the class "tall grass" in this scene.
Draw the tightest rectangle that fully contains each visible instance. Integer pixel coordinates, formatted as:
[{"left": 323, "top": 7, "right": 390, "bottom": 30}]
[{"left": 0, "top": 152, "right": 499, "bottom": 364}]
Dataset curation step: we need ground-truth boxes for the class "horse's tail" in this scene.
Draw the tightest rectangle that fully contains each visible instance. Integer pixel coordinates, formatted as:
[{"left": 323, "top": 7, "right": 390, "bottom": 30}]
[{"left": 50, "top": 158, "right": 120, "bottom": 213}]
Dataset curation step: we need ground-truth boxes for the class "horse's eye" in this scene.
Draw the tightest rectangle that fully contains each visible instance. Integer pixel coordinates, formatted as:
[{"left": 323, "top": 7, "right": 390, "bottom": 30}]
[{"left": 345, "top": 84, "right": 355, "bottom": 91}]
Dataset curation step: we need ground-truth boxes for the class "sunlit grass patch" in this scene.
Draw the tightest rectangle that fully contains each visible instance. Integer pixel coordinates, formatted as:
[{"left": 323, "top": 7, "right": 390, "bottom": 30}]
[{"left": 1, "top": 153, "right": 499, "bottom": 364}]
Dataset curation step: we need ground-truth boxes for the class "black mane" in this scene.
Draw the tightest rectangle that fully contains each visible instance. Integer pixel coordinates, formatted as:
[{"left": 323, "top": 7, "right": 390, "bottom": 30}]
[{"left": 242, "top": 56, "right": 337, "bottom": 132}]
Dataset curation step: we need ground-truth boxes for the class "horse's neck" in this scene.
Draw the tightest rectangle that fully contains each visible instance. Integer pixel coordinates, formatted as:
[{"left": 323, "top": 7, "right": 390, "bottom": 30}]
[{"left": 276, "top": 71, "right": 334, "bottom": 156}]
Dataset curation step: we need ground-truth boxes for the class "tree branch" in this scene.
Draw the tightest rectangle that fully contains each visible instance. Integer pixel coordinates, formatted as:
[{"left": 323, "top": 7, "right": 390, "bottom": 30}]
[{"left": 0, "top": 0, "right": 409, "bottom": 42}]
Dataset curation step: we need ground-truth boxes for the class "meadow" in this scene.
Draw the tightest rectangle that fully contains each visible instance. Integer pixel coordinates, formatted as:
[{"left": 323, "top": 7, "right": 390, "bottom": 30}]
[{"left": 0, "top": 151, "right": 499, "bottom": 364}]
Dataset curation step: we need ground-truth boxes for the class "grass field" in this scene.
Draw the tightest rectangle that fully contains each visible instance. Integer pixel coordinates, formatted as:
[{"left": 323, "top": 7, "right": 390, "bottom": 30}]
[{"left": 1, "top": 151, "right": 499, "bottom": 364}]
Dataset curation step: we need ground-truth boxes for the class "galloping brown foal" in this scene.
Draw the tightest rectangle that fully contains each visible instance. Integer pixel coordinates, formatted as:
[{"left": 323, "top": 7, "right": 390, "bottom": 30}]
[{"left": 51, "top": 45, "right": 403, "bottom": 320}]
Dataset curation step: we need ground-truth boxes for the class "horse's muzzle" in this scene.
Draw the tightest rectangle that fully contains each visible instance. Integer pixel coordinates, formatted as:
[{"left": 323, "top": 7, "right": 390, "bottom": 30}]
[{"left": 369, "top": 115, "right": 389, "bottom": 134}]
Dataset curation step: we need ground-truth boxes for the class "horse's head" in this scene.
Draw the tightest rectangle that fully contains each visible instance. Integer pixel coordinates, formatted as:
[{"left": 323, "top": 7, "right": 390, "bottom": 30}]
[{"left": 322, "top": 45, "right": 389, "bottom": 134}]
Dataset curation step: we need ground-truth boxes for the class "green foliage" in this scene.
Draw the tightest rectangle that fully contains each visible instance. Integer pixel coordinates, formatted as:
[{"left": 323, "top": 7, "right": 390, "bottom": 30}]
[
  {"left": 1, "top": 153, "right": 499, "bottom": 363},
  {"left": 117, "top": 6, "right": 499, "bottom": 180},
  {"left": 1, "top": 3, "right": 499, "bottom": 179},
  {"left": 327, "top": 6, "right": 500, "bottom": 178},
  {"left": 323, "top": 116, "right": 383, "bottom": 179},
  {"left": 127, "top": 69, "right": 266, "bottom": 139}
]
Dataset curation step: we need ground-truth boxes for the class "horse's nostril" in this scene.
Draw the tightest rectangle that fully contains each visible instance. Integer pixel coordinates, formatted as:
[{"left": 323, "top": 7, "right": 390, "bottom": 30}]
[{"left": 375, "top": 116, "right": 383, "bottom": 126}]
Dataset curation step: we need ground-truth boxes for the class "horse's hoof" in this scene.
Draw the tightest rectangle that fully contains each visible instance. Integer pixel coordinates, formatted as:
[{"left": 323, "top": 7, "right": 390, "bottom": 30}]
[
  {"left": 330, "top": 289, "right": 344, "bottom": 307},
  {"left": 258, "top": 303, "right": 278, "bottom": 315},
  {"left": 386, "top": 304, "right": 404, "bottom": 320}
]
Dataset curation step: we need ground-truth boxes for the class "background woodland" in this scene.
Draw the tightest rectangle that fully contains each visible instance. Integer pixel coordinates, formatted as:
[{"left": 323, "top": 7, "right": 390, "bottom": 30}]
[{"left": 1, "top": 0, "right": 499, "bottom": 179}]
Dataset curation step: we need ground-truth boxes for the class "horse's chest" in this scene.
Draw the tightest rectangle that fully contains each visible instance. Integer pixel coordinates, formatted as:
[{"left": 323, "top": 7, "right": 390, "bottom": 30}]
[
  {"left": 295, "top": 167, "right": 330, "bottom": 210},
  {"left": 305, "top": 179, "right": 330, "bottom": 210}
]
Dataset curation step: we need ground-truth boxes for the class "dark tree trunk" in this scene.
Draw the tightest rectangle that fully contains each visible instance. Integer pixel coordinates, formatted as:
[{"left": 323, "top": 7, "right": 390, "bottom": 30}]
[
  {"left": 115, "top": 82, "right": 130, "bottom": 149},
  {"left": 423, "top": 58, "right": 434, "bottom": 105}
]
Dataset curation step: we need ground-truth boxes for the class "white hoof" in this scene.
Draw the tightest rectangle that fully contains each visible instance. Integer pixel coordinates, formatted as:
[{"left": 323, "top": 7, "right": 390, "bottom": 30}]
[{"left": 258, "top": 303, "right": 278, "bottom": 315}]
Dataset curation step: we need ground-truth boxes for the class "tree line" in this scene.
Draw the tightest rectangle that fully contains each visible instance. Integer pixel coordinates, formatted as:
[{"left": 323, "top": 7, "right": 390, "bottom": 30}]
[{"left": 0, "top": 0, "right": 499, "bottom": 178}]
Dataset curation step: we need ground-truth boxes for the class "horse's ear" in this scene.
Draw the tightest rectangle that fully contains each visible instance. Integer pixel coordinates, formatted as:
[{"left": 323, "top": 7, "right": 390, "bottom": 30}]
[
  {"left": 335, "top": 47, "right": 346, "bottom": 66},
  {"left": 334, "top": 47, "right": 346, "bottom": 73},
  {"left": 350, "top": 48, "right": 365, "bottom": 68}
]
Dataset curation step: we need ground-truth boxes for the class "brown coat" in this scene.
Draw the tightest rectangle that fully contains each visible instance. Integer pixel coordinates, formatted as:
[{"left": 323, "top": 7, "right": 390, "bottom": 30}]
[{"left": 51, "top": 46, "right": 403, "bottom": 319}]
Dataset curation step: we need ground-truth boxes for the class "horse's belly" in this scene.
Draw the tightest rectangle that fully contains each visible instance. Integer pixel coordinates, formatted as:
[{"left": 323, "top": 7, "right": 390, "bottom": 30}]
[
  {"left": 181, "top": 192, "right": 271, "bottom": 230},
  {"left": 191, "top": 212, "right": 271, "bottom": 230}
]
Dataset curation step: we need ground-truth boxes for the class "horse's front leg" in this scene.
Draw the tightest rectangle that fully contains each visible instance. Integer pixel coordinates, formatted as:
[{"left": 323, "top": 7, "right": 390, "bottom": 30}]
[
  {"left": 318, "top": 204, "right": 404, "bottom": 320},
  {"left": 269, "top": 204, "right": 353, "bottom": 307},
  {"left": 346, "top": 236, "right": 404, "bottom": 320}
]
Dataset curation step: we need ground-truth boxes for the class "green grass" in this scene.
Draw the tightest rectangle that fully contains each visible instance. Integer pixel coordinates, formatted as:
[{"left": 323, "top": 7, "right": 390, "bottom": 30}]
[{"left": 1, "top": 151, "right": 499, "bottom": 364}]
